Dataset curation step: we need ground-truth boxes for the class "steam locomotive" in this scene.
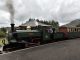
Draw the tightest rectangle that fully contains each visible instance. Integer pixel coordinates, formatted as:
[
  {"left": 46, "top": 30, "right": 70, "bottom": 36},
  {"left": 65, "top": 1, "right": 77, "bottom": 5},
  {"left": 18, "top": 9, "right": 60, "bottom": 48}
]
[
  {"left": 4, "top": 25, "right": 80, "bottom": 51},
  {"left": 8, "top": 26, "right": 80, "bottom": 45},
  {"left": 8, "top": 27, "right": 55, "bottom": 44}
]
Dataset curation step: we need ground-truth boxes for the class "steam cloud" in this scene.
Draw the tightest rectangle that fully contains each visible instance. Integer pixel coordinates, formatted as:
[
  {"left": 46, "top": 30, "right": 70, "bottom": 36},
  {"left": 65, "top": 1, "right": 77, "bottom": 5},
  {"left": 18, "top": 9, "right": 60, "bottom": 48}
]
[{"left": 6, "top": 0, "right": 14, "bottom": 24}]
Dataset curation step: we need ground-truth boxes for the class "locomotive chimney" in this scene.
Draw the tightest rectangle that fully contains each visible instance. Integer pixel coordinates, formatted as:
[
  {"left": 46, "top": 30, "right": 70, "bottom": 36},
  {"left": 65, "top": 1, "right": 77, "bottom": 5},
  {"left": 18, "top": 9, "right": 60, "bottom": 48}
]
[
  {"left": 10, "top": 20, "right": 15, "bottom": 32},
  {"left": 6, "top": 0, "right": 15, "bottom": 32}
]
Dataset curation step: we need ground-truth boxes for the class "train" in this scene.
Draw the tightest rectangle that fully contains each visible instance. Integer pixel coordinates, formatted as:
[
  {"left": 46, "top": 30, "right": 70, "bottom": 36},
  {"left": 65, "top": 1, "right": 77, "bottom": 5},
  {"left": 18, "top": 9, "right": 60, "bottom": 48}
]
[
  {"left": 8, "top": 26, "right": 80, "bottom": 44},
  {"left": 4, "top": 26, "right": 80, "bottom": 51}
]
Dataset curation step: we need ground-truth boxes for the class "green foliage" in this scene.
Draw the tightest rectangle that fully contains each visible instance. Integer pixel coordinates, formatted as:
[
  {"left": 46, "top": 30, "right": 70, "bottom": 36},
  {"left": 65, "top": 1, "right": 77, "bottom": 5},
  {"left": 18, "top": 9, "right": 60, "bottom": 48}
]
[
  {"left": 0, "top": 31, "right": 6, "bottom": 37},
  {"left": 0, "top": 27, "right": 7, "bottom": 33},
  {"left": 36, "top": 19, "right": 59, "bottom": 28}
]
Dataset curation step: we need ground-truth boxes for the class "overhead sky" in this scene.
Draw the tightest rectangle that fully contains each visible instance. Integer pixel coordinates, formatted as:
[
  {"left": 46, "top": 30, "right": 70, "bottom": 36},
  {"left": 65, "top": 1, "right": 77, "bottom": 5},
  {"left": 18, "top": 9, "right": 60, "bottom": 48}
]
[{"left": 0, "top": 0, "right": 80, "bottom": 27}]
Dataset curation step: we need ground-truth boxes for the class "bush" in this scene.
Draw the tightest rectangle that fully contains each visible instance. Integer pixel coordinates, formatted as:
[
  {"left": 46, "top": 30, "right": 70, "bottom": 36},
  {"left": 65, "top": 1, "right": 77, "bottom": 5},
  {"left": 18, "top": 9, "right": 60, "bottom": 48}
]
[
  {"left": 0, "top": 27, "right": 7, "bottom": 33},
  {"left": 0, "top": 31, "right": 6, "bottom": 37}
]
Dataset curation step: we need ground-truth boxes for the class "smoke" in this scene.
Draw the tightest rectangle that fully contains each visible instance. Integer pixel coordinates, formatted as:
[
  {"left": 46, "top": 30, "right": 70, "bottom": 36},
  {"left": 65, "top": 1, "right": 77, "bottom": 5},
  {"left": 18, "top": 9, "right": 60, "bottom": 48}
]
[{"left": 6, "top": 0, "right": 14, "bottom": 24}]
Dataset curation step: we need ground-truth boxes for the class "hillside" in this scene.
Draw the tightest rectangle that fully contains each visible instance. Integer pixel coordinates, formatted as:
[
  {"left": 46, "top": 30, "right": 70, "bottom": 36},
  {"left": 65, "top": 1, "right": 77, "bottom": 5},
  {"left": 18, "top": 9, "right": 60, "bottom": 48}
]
[{"left": 63, "top": 19, "right": 80, "bottom": 27}]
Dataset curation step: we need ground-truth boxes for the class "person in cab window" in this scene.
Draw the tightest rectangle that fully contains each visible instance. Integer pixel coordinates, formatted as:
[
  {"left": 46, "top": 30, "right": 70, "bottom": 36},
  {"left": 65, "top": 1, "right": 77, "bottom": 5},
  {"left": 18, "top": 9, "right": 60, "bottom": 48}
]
[
  {"left": 47, "top": 27, "right": 53, "bottom": 33},
  {"left": 47, "top": 27, "right": 53, "bottom": 40}
]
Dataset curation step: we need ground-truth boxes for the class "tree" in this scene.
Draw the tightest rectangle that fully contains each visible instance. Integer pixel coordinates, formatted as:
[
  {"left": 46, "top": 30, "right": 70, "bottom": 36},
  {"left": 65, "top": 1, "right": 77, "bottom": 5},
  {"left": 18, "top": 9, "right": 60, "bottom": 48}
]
[
  {"left": 0, "top": 27, "right": 7, "bottom": 33},
  {"left": 37, "top": 20, "right": 59, "bottom": 28},
  {"left": 0, "top": 31, "right": 6, "bottom": 37}
]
